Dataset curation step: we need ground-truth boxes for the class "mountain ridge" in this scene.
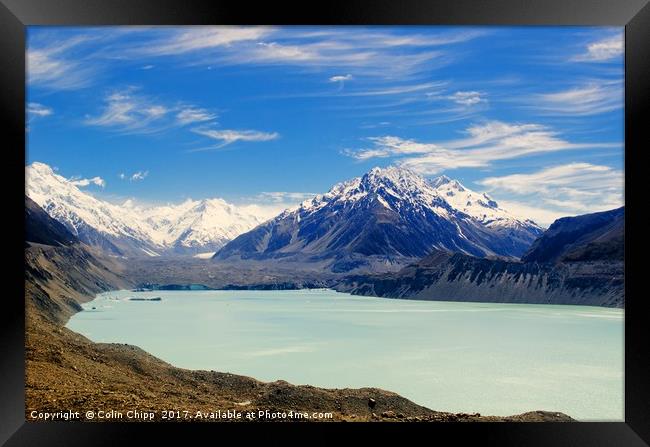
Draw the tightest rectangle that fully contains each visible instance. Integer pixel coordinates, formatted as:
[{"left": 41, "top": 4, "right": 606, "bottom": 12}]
[
  {"left": 335, "top": 207, "right": 624, "bottom": 307},
  {"left": 521, "top": 207, "right": 624, "bottom": 263},
  {"left": 25, "top": 195, "right": 78, "bottom": 248}
]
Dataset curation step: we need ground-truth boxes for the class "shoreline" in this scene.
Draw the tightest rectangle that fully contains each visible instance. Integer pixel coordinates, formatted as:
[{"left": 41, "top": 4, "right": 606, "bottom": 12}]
[{"left": 126, "top": 281, "right": 624, "bottom": 309}]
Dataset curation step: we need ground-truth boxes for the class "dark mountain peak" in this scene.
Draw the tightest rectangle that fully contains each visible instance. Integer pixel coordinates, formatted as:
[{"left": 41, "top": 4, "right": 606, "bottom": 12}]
[
  {"left": 522, "top": 207, "right": 624, "bottom": 263},
  {"left": 548, "top": 207, "right": 623, "bottom": 232}
]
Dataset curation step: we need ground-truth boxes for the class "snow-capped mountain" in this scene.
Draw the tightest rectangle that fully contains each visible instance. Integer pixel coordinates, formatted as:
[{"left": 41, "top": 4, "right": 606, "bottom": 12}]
[
  {"left": 27, "top": 162, "right": 160, "bottom": 256},
  {"left": 26, "top": 162, "right": 266, "bottom": 256},
  {"left": 430, "top": 175, "right": 544, "bottom": 257},
  {"left": 214, "top": 166, "right": 543, "bottom": 272},
  {"left": 26, "top": 162, "right": 542, "bottom": 264},
  {"left": 138, "top": 198, "right": 264, "bottom": 254}
]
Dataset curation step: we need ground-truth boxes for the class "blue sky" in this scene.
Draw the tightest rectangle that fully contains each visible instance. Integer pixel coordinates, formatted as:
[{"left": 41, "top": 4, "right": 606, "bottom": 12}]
[{"left": 26, "top": 26, "right": 624, "bottom": 225}]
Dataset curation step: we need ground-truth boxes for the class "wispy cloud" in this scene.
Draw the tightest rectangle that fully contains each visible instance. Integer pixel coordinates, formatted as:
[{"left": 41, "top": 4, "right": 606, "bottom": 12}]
[
  {"left": 176, "top": 107, "right": 217, "bottom": 125},
  {"left": 329, "top": 74, "right": 352, "bottom": 83},
  {"left": 27, "top": 102, "right": 54, "bottom": 117},
  {"left": 478, "top": 162, "right": 621, "bottom": 196},
  {"left": 191, "top": 128, "right": 279, "bottom": 150},
  {"left": 26, "top": 102, "right": 53, "bottom": 131},
  {"left": 27, "top": 27, "right": 486, "bottom": 95},
  {"left": 85, "top": 88, "right": 217, "bottom": 134},
  {"left": 238, "top": 191, "right": 318, "bottom": 220},
  {"left": 162, "top": 27, "right": 486, "bottom": 77},
  {"left": 85, "top": 89, "right": 170, "bottom": 133},
  {"left": 69, "top": 175, "right": 106, "bottom": 188},
  {"left": 344, "top": 136, "right": 433, "bottom": 160},
  {"left": 448, "top": 91, "right": 485, "bottom": 106},
  {"left": 118, "top": 171, "right": 148, "bottom": 181},
  {"left": 252, "top": 41, "right": 322, "bottom": 62},
  {"left": 139, "top": 26, "right": 273, "bottom": 56},
  {"left": 291, "top": 28, "right": 485, "bottom": 47},
  {"left": 267, "top": 81, "right": 448, "bottom": 105},
  {"left": 533, "top": 80, "right": 622, "bottom": 116},
  {"left": 257, "top": 191, "right": 317, "bottom": 203},
  {"left": 27, "top": 36, "right": 96, "bottom": 90},
  {"left": 477, "top": 163, "right": 623, "bottom": 225},
  {"left": 370, "top": 30, "right": 486, "bottom": 47},
  {"left": 342, "top": 81, "right": 447, "bottom": 98},
  {"left": 344, "top": 121, "right": 620, "bottom": 174},
  {"left": 493, "top": 200, "right": 566, "bottom": 228},
  {"left": 573, "top": 34, "right": 623, "bottom": 62},
  {"left": 130, "top": 171, "right": 148, "bottom": 181},
  {"left": 240, "top": 43, "right": 445, "bottom": 78},
  {"left": 27, "top": 29, "right": 177, "bottom": 91}
]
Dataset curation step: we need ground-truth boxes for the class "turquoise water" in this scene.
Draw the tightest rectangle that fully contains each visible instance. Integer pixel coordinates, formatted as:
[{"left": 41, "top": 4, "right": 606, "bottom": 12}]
[{"left": 66, "top": 289, "right": 624, "bottom": 420}]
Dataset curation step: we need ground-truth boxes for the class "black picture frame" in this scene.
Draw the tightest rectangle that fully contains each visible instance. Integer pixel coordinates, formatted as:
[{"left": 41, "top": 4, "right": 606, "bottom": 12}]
[{"left": 2, "top": 0, "right": 648, "bottom": 445}]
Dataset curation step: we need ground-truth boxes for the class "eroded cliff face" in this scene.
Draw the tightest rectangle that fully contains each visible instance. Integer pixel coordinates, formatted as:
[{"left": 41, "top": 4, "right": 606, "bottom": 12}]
[{"left": 336, "top": 251, "right": 623, "bottom": 308}]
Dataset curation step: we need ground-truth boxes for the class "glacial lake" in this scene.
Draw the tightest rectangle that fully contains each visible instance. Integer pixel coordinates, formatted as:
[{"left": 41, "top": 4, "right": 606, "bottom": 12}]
[{"left": 66, "top": 289, "right": 624, "bottom": 421}]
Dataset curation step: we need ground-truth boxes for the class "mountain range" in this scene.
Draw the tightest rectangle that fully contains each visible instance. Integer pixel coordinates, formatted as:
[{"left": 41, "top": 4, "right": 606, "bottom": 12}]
[
  {"left": 27, "top": 163, "right": 543, "bottom": 265},
  {"left": 214, "top": 166, "right": 543, "bottom": 272},
  {"left": 26, "top": 162, "right": 266, "bottom": 256}
]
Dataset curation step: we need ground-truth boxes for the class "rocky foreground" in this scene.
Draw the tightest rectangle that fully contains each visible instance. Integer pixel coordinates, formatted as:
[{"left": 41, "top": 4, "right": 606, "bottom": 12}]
[{"left": 24, "top": 197, "right": 573, "bottom": 422}]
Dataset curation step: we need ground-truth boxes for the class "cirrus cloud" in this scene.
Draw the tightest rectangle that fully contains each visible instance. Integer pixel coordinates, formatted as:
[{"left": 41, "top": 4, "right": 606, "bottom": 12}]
[
  {"left": 85, "top": 88, "right": 217, "bottom": 134},
  {"left": 532, "top": 80, "right": 622, "bottom": 116},
  {"left": 27, "top": 102, "right": 54, "bottom": 117},
  {"left": 27, "top": 36, "right": 96, "bottom": 90},
  {"left": 449, "top": 91, "right": 485, "bottom": 106},
  {"left": 69, "top": 175, "right": 106, "bottom": 188},
  {"left": 176, "top": 107, "right": 217, "bottom": 125},
  {"left": 344, "top": 121, "right": 620, "bottom": 174},
  {"left": 130, "top": 171, "right": 149, "bottom": 181},
  {"left": 573, "top": 34, "right": 623, "bottom": 62},
  {"left": 477, "top": 162, "right": 623, "bottom": 225},
  {"left": 140, "top": 26, "right": 273, "bottom": 56},
  {"left": 85, "top": 89, "right": 169, "bottom": 133},
  {"left": 329, "top": 74, "right": 353, "bottom": 83},
  {"left": 191, "top": 128, "right": 279, "bottom": 150}
]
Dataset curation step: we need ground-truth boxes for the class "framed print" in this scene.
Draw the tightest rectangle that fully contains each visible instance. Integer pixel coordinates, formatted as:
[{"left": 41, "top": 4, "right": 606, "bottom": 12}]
[{"left": 2, "top": 0, "right": 649, "bottom": 445}]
